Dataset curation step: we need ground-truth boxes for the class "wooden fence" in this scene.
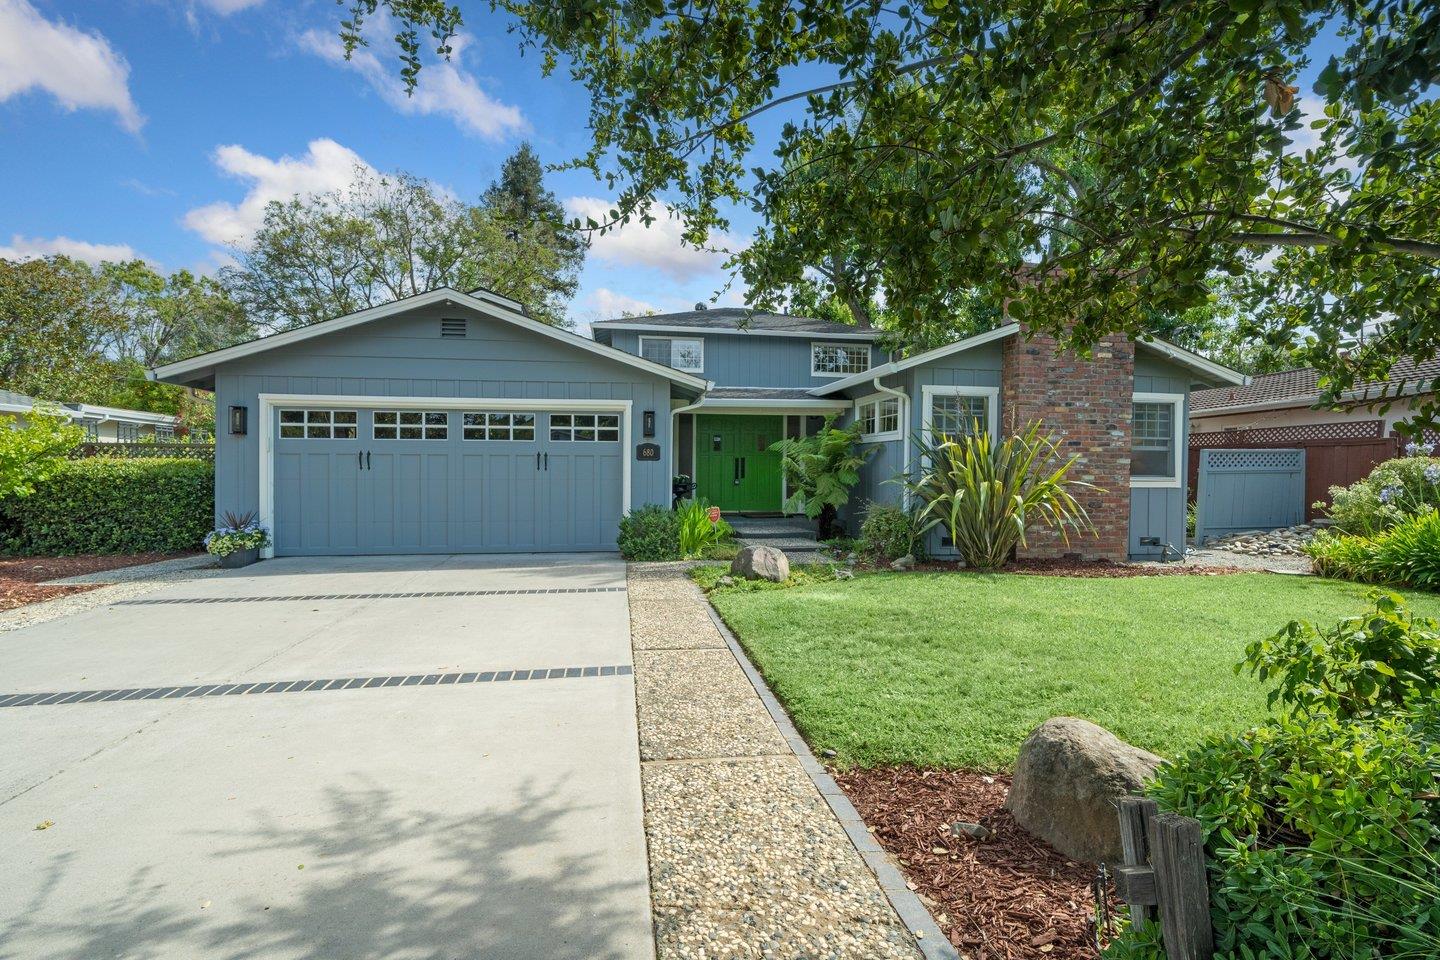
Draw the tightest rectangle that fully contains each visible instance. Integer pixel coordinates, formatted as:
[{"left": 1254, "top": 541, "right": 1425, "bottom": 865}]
[
  {"left": 70, "top": 442, "right": 215, "bottom": 461},
  {"left": 1114, "top": 797, "right": 1214, "bottom": 960},
  {"left": 1189, "top": 419, "right": 1402, "bottom": 521}
]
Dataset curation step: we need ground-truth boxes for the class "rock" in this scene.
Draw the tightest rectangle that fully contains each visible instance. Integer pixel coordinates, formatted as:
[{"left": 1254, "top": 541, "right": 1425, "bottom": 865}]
[
  {"left": 715, "top": 575, "right": 735, "bottom": 588},
  {"left": 833, "top": 568, "right": 854, "bottom": 581},
  {"left": 822, "top": 748, "right": 837, "bottom": 758},
  {"left": 890, "top": 554, "right": 916, "bottom": 571},
  {"left": 730, "top": 545, "right": 790, "bottom": 582},
  {"left": 1004, "top": 717, "right": 1162, "bottom": 864},
  {"left": 949, "top": 821, "right": 992, "bottom": 841}
]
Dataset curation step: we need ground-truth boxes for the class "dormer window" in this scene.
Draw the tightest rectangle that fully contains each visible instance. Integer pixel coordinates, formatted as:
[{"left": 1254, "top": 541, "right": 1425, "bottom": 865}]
[
  {"left": 811, "top": 342, "right": 870, "bottom": 377},
  {"left": 639, "top": 336, "right": 704, "bottom": 373}
]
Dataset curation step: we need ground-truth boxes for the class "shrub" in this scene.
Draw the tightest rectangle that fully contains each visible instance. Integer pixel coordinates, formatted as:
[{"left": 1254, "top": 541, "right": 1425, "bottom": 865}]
[
  {"left": 0, "top": 407, "right": 84, "bottom": 500},
  {"left": 1321, "top": 455, "right": 1440, "bottom": 535},
  {"left": 1306, "top": 510, "right": 1440, "bottom": 589},
  {"left": 858, "top": 501, "right": 926, "bottom": 561},
  {"left": 770, "top": 417, "right": 875, "bottom": 540},
  {"left": 897, "top": 421, "right": 1095, "bottom": 570},
  {"left": 1, "top": 457, "right": 213, "bottom": 554},
  {"left": 1242, "top": 591, "right": 1440, "bottom": 719},
  {"left": 676, "top": 499, "right": 732, "bottom": 558},
  {"left": 617, "top": 505, "right": 681, "bottom": 560}
]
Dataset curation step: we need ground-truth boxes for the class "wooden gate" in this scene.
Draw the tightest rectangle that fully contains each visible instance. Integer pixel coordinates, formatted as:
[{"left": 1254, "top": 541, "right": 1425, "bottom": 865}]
[{"left": 1194, "top": 449, "right": 1306, "bottom": 543}]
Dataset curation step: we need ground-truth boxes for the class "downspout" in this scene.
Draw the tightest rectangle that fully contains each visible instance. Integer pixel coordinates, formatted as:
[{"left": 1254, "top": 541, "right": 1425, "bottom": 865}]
[{"left": 870, "top": 376, "right": 911, "bottom": 504}]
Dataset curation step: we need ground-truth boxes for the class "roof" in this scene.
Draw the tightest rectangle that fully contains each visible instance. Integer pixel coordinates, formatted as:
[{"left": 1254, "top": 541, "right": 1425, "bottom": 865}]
[
  {"left": 0, "top": 390, "right": 177, "bottom": 424},
  {"left": 592, "top": 308, "right": 881, "bottom": 339},
  {"left": 150, "top": 287, "right": 710, "bottom": 394},
  {"left": 1191, "top": 356, "right": 1440, "bottom": 415},
  {"left": 708, "top": 387, "right": 828, "bottom": 401},
  {"left": 681, "top": 386, "right": 851, "bottom": 411},
  {"left": 0, "top": 389, "right": 41, "bottom": 413}
]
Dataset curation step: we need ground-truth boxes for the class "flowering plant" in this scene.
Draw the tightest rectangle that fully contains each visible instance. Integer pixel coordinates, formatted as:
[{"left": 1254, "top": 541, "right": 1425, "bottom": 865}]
[
  {"left": 204, "top": 510, "right": 271, "bottom": 557},
  {"left": 1404, "top": 440, "right": 1435, "bottom": 457},
  {"left": 1321, "top": 456, "right": 1440, "bottom": 535}
]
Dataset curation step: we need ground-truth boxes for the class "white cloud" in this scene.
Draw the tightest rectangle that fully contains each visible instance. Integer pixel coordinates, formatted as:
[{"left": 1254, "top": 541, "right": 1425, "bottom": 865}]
[
  {"left": 0, "top": 0, "right": 143, "bottom": 132},
  {"left": 0, "top": 233, "right": 141, "bottom": 265},
  {"left": 296, "top": 26, "right": 525, "bottom": 140},
  {"left": 195, "top": 0, "right": 265, "bottom": 13},
  {"left": 183, "top": 138, "right": 373, "bottom": 246},
  {"left": 589, "top": 287, "right": 659, "bottom": 318},
  {"left": 565, "top": 197, "right": 744, "bottom": 283}
]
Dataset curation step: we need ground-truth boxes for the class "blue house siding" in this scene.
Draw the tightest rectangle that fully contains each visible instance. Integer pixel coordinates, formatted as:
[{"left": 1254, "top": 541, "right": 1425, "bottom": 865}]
[
  {"left": 1129, "top": 353, "right": 1194, "bottom": 559},
  {"left": 211, "top": 304, "right": 677, "bottom": 530},
  {"left": 599, "top": 329, "right": 884, "bottom": 389}
]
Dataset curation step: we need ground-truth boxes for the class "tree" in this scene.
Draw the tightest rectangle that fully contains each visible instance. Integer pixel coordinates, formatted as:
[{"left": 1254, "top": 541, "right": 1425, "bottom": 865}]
[
  {"left": 103, "top": 261, "right": 250, "bottom": 368},
  {"left": 0, "top": 255, "right": 126, "bottom": 403},
  {"left": 339, "top": 1, "right": 1440, "bottom": 428},
  {"left": 0, "top": 407, "right": 84, "bottom": 500},
  {"left": 223, "top": 157, "right": 583, "bottom": 329}
]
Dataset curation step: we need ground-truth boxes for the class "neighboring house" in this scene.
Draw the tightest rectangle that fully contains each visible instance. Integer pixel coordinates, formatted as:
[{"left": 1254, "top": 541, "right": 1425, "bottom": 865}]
[
  {"left": 151, "top": 287, "right": 1243, "bottom": 561},
  {"left": 0, "top": 389, "right": 180, "bottom": 442},
  {"left": 1190, "top": 358, "right": 1440, "bottom": 440}
]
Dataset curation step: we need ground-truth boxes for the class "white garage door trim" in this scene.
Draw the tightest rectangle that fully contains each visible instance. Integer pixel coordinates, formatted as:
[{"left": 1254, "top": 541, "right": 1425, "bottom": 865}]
[{"left": 257, "top": 393, "right": 633, "bottom": 559}]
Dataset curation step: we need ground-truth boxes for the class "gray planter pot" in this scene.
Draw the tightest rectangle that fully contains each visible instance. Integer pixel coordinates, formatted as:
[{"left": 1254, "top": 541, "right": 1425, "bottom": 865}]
[{"left": 217, "top": 547, "right": 260, "bottom": 569}]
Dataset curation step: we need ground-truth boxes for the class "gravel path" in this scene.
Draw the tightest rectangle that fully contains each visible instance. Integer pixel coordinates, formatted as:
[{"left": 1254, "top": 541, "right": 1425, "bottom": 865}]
[
  {"left": 0, "top": 554, "right": 223, "bottom": 633},
  {"left": 626, "top": 564, "right": 925, "bottom": 960}
]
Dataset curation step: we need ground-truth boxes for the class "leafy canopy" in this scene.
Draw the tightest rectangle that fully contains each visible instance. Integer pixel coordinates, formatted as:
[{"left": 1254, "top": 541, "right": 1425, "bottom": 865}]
[
  {"left": 342, "top": 0, "right": 1440, "bottom": 425},
  {"left": 0, "top": 408, "right": 84, "bottom": 500}
]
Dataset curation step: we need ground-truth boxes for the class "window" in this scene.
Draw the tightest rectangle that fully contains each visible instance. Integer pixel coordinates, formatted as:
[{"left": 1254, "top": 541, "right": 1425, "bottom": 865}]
[
  {"left": 811, "top": 342, "right": 871, "bottom": 377},
  {"left": 462, "top": 412, "right": 536, "bottom": 441},
  {"left": 550, "top": 413, "right": 620, "bottom": 442},
  {"left": 372, "top": 410, "right": 448, "bottom": 440},
  {"left": 279, "top": 409, "right": 358, "bottom": 439},
  {"left": 1132, "top": 393, "right": 1183, "bottom": 486},
  {"left": 639, "top": 336, "right": 704, "bottom": 373},
  {"left": 83, "top": 420, "right": 100, "bottom": 441},
  {"left": 923, "top": 386, "right": 997, "bottom": 441},
  {"left": 117, "top": 423, "right": 140, "bottom": 442},
  {"left": 155, "top": 425, "right": 175, "bottom": 440},
  {"left": 855, "top": 395, "right": 901, "bottom": 441}
]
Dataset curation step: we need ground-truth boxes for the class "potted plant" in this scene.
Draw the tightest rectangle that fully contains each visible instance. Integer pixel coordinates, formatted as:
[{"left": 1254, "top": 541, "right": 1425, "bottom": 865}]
[{"left": 205, "top": 510, "right": 271, "bottom": 568}]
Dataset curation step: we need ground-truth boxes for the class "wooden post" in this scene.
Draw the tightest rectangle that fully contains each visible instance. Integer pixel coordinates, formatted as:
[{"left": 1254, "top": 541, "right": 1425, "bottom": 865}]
[
  {"left": 1149, "top": 813, "right": 1214, "bottom": 960},
  {"left": 1116, "top": 797, "right": 1159, "bottom": 927}
]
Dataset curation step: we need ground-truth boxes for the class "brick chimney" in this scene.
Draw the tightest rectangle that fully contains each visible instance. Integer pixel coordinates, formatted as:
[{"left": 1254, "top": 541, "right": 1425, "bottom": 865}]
[{"left": 1000, "top": 327, "right": 1133, "bottom": 560}]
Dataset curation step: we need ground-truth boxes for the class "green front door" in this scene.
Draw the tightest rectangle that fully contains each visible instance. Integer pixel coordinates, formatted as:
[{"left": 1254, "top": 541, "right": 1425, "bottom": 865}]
[{"left": 694, "top": 414, "right": 784, "bottom": 512}]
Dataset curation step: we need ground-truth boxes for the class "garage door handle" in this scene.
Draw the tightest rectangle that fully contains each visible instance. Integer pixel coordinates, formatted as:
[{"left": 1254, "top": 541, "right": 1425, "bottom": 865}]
[
  {"left": 357, "top": 451, "right": 363, "bottom": 470},
  {"left": 366, "top": 451, "right": 371, "bottom": 470},
  {"left": 544, "top": 452, "right": 549, "bottom": 471},
  {"left": 536, "top": 452, "right": 541, "bottom": 471}
]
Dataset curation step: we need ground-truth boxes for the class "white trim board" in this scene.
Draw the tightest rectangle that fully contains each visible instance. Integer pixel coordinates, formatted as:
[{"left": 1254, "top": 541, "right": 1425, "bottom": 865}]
[
  {"left": 152, "top": 287, "right": 709, "bottom": 392},
  {"left": 593, "top": 322, "right": 881, "bottom": 341},
  {"left": 1131, "top": 391, "right": 1185, "bottom": 488},
  {"left": 812, "top": 325, "right": 1020, "bottom": 395},
  {"left": 255, "top": 394, "right": 633, "bottom": 559},
  {"left": 854, "top": 392, "right": 903, "bottom": 443}
]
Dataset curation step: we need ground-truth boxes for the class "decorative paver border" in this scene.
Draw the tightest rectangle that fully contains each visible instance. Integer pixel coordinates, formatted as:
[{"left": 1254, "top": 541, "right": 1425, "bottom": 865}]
[{"left": 119, "top": 586, "right": 626, "bottom": 604}]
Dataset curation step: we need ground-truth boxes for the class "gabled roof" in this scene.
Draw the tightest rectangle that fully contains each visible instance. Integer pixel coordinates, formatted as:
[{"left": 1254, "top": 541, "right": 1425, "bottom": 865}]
[
  {"left": 592, "top": 308, "right": 881, "bottom": 339},
  {"left": 1192, "top": 356, "right": 1440, "bottom": 415},
  {"left": 0, "top": 390, "right": 177, "bottom": 424},
  {"left": 150, "top": 287, "right": 710, "bottom": 392}
]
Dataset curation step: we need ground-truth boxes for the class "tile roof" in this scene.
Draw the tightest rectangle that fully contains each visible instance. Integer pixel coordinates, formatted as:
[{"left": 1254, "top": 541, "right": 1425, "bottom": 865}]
[
  {"left": 1191, "top": 356, "right": 1440, "bottom": 413},
  {"left": 591, "top": 308, "right": 878, "bottom": 336}
]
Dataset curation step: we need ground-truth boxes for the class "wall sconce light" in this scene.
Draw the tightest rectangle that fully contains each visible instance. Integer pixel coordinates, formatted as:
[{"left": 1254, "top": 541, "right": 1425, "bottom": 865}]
[
  {"left": 229, "top": 405, "right": 248, "bottom": 436},
  {"left": 642, "top": 410, "right": 656, "bottom": 438}
]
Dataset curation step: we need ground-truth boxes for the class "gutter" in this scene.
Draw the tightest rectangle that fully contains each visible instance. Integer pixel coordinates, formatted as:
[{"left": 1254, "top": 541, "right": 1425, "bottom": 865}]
[{"left": 869, "top": 376, "right": 912, "bottom": 502}]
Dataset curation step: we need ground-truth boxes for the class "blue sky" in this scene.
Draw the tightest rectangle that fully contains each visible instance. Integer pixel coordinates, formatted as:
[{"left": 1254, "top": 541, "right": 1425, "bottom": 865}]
[{"left": 0, "top": 0, "right": 761, "bottom": 331}]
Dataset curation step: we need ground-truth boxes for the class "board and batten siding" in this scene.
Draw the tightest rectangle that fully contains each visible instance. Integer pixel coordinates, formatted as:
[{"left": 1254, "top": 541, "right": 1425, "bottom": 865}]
[
  {"left": 1129, "top": 353, "right": 1194, "bottom": 559},
  {"left": 211, "top": 304, "right": 677, "bottom": 525},
  {"left": 599, "top": 329, "right": 885, "bottom": 389}
]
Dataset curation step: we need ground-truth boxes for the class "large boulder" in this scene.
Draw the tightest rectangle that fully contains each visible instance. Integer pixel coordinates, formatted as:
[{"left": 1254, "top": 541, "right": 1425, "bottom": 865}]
[
  {"left": 1004, "top": 717, "right": 1162, "bottom": 864},
  {"left": 730, "top": 545, "right": 790, "bottom": 582}
]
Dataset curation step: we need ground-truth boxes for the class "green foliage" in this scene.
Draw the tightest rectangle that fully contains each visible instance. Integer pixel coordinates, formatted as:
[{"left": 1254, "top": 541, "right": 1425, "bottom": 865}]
[
  {"left": 897, "top": 422, "right": 1095, "bottom": 570},
  {"left": 770, "top": 417, "right": 874, "bottom": 538},
  {"left": 1321, "top": 456, "right": 1440, "bottom": 536},
  {"left": 0, "top": 408, "right": 84, "bottom": 500},
  {"left": 857, "top": 502, "right": 926, "bottom": 562},
  {"left": 0, "top": 458, "right": 213, "bottom": 554},
  {"left": 1243, "top": 591, "right": 1440, "bottom": 720},
  {"left": 689, "top": 561, "right": 844, "bottom": 593},
  {"left": 204, "top": 510, "right": 271, "bottom": 557},
  {"left": 616, "top": 505, "right": 681, "bottom": 561},
  {"left": 1307, "top": 511, "right": 1440, "bottom": 589},
  {"left": 676, "top": 499, "right": 732, "bottom": 558}
]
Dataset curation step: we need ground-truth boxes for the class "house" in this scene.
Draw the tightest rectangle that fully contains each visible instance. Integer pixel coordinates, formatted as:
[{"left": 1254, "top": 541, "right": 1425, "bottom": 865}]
[
  {"left": 149, "top": 287, "right": 1243, "bottom": 560},
  {"left": 1190, "top": 358, "right": 1440, "bottom": 442},
  {"left": 0, "top": 389, "right": 181, "bottom": 442}
]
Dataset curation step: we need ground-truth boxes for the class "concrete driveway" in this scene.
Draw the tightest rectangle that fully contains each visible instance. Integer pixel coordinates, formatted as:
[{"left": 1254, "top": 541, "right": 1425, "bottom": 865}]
[{"left": 0, "top": 555, "right": 652, "bottom": 960}]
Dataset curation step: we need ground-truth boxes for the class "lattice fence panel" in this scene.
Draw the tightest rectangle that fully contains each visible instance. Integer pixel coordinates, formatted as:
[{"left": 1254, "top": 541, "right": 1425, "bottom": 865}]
[
  {"left": 1202, "top": 448, "right": 1305, "bottom": 471},
  {"left": 1191, "top": 419, "right": 1385, "bottom": 448}
]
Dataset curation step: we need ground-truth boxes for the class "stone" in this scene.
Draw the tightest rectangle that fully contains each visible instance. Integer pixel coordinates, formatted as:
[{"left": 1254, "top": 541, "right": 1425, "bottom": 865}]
[
  {"left": 1004, "top": 717, "right": 1162, "bottom": 864},
  {"left": 889, "top": 554, "right": 915, "bottom": 571},
  {"left": 715, "top": 575, "right": 735, "bottom": 588},
  {"left": 833, "top": 568, "right": 854, "bottom": 581},
  {"left": 730, "top": 545, "right": 789, "bottom": 582},
  {"left": 949, "top": 821, "right": 992, "bottom": 841}
]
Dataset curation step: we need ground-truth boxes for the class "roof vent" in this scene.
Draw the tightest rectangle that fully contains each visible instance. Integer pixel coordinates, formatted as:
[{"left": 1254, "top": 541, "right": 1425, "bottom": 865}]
[
  {"left": 440, "top": 318, "right": 468, "bottom": 338},
  {"left": 694, "top": 302, "right": 707, "bottom": 311}
]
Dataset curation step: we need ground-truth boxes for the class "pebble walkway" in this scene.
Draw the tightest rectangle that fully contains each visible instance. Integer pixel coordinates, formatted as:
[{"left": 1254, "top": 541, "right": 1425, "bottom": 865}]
[{"left": 626, "top": 563, "right": 923, "bottom": 959}]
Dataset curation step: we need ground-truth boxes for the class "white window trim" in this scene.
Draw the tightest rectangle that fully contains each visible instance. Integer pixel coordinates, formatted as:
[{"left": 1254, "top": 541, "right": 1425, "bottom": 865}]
[
  {"left": 1131, "top": 391, "right": 1185, "bottom": 488},
  {"left": 854, "top": 392, "right": 902, "bottom": 442},
  {"left": 920, "top": 384, "right": 999, "bottom": 441},
  {"left": 257, "top": 395, "right": 633, "bottom": 559},
  {"left": 810, "top": 341, "right": 871, "bottom": 378},
  {"left": 638, "top": 335, "right": 705, "bottom": 374}
]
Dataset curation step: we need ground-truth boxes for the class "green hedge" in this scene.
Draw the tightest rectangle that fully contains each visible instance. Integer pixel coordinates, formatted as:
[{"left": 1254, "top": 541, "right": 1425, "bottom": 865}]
[{"left": 1, "top": 457, "right": 214, "bottom": 555}]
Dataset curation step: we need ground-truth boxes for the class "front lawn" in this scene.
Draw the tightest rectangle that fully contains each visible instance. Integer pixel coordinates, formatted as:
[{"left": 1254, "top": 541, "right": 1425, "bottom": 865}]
[{"left": 704, "top": 571, "right": 1440, "bottom": 769}]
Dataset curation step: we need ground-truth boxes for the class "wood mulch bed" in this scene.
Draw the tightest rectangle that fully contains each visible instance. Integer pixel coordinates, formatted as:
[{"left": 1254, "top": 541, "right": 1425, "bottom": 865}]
[
  {"left": 835, "top": 766, "right": 1110, "bottom": 960},
  {"left": 0, "top": 553, "right": 194, "bottom": 612},
  {"left": 903, "top": 557, "right": 1242, "bottom": 578}
]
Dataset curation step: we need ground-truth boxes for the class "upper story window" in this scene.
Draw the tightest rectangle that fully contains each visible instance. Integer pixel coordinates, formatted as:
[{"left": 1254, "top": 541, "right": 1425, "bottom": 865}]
[
  {"left": 922, "top": 385, "right": 997, "bottom": 441},
  {"left": 639, "top": 336, "right": 704, "bottom": 373},
  {"left": 1132, "top": 393, "right": 1183, "bottom": 487},
  {"left": 855, "top": 395, "right": 901, "bottom": 441},
  {"left": 811, "top": 342, "right": 870, "bottom": 377}
]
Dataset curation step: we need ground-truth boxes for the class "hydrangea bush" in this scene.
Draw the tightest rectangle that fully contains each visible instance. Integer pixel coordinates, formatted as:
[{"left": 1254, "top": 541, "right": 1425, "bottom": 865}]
[
  {"left": 1320, "top": 455, "right": 1440, "bottom": 536},
  {"left": 204, "top": 510, "right": 271, "bottom": 557}
]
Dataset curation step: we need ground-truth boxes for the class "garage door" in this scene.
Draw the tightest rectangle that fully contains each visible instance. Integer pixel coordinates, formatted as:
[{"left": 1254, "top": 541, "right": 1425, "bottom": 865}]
[{"left": 272, "top": 406, "right": 623, "bottom": 555}]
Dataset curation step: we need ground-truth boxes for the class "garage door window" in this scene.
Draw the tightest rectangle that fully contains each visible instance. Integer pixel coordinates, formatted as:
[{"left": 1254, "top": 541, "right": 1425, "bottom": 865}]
[
  {"left": 279, "top": 409, "right": 358, "bottom": 439},
  {"left": 550, "top": 413, "right": 620, "bottom": 442},
  {"left": 462, "top": 412, "right": 536, "bottom": 441},
  {"left": 373, "top": 411, "right": 448, "bottom": 440}
]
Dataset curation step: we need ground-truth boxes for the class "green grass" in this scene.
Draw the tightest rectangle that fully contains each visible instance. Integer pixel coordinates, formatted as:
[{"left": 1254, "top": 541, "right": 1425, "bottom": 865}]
[{"left": 703, "top": 571, "right": 1440, "bottom": 770}]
